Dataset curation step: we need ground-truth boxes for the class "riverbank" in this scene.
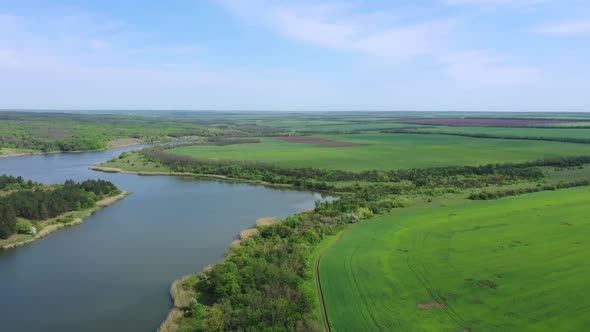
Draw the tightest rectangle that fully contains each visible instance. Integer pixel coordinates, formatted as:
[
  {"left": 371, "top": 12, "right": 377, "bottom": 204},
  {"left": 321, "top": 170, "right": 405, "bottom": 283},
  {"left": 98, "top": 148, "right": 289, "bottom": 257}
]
[
  {"left": 0, "top": 139, "right": 145, "bottom": 159},
  {"left": 158, "top": 275, "right": 199, "bottom": 332},
  {"left": 159, "top": 214, "right": 328, "bottom": 332},
  {"left": 90, "top": 165, "right": 305, "bottom": 191},
  {"left": 0, "top": 191, "right": 128, "bottom": 250}
]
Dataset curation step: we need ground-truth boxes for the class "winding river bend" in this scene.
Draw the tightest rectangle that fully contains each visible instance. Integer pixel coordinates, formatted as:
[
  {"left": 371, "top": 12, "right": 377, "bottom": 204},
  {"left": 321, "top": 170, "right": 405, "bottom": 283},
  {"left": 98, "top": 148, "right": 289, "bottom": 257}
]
[{"left": 0, "top": 147, "right": 324, "bottom": 331}]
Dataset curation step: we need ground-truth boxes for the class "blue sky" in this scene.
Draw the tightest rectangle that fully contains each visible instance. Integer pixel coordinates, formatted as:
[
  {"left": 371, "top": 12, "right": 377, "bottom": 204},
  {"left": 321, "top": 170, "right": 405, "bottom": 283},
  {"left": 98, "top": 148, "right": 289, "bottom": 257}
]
[{"left": 0, "top": 0, "right": 589, "bottom": 111}]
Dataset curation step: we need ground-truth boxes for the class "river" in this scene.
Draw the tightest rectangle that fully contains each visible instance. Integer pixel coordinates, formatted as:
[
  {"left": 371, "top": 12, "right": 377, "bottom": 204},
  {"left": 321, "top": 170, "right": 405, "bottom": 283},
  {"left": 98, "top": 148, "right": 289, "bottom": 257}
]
[{"left": 0, "top": 146, "right": 325, "bottom": 331}]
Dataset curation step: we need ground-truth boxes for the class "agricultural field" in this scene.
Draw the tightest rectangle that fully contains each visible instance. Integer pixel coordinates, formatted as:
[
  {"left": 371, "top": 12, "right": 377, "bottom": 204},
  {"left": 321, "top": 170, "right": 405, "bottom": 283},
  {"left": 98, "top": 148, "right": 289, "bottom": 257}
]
[
  {"left": 394, "top": 117, "right": 586, "bottom": 127},
  {"left": 390, "top": 125, "right": 590, "bottom": 141},
  {"left": 320, "top": 187, "right": 590, "bottom": 331},
  {"left": 168, "top": 133, "right": 590, "bottom": 171}
]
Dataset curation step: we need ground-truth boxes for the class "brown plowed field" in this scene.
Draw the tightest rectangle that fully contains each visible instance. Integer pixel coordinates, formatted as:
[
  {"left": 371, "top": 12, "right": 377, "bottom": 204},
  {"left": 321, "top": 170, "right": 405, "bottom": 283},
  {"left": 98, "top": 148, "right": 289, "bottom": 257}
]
[{"left": 277, "top": 136, "right": 364, "bottom": 147}]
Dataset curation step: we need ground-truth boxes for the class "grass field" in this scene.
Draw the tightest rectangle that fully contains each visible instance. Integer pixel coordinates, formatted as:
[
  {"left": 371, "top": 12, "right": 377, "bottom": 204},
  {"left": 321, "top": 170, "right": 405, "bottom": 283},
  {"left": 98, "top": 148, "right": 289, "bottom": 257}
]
[
  {"left": 168, "top": 133, "right": 590, "bottom": 171},
  {"left": 319, "top": 187, "right": 590, "bottom": 331}
]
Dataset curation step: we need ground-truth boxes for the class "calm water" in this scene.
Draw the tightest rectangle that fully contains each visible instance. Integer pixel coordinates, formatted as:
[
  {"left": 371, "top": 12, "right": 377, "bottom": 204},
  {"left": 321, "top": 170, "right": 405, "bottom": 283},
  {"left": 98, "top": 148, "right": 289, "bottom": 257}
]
[{"left": 0, "top": 147, "right": 325, "bottom": 331}]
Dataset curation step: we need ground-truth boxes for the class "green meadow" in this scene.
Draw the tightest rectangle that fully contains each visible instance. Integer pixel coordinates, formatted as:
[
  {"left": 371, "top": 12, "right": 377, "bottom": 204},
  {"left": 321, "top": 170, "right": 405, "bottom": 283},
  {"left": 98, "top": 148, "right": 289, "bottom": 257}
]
[
  {"left": 320, "top": 187, "right": 590, "bottom": 331},
  {"left": 168, "top": 133, "right": 590, "bottom": 171}
]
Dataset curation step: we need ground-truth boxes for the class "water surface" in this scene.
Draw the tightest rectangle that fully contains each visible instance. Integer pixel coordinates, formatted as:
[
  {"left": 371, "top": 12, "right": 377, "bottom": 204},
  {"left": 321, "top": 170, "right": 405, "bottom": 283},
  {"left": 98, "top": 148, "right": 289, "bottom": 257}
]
[{"left": 0, "top": 147, "right": 324, "bottom": 331}]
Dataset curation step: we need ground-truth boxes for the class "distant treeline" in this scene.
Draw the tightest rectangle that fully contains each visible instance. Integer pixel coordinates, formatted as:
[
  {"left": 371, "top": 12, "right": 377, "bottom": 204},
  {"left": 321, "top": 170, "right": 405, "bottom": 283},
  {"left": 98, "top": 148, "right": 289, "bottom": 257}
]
[
  {"left": 140, "top": 147, "right": 552, "bottom": 193},
  {"left": 469, "top": 179, "right": 590, "bottom": 200},
  {"left": 0, "top": 175, "right": 36, "bottom": 191},
  {"left": 381, "top": 129, "right": 590, "bottom": 145},
  {"left": 0, "top": 179, "right": 120, "bottom": 239},
  {"left": 0, "top": 135, "right": 106, "bottom": 152},
  {"left": 174, "top": 187, "right": 412, "bottom": 331}
]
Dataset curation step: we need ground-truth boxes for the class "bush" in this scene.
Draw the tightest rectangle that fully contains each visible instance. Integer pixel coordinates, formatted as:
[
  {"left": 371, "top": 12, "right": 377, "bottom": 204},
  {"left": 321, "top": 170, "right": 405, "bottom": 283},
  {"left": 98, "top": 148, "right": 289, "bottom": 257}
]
[
  {"left": 56, "top": 216, "right": 74, "bottom": 224},
  {"left": 15, "top": 219, "right": 33, "bottom": 234},
  {"left": 355, "top": 207, "right": 373, "bottom": 220}
]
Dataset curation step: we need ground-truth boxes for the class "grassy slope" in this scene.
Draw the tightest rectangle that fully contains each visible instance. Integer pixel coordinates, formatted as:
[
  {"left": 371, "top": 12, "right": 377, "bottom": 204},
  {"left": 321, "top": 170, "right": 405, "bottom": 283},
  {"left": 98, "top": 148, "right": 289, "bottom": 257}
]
[
  {"left": 320, "top": 187, "right": 590, "bottom": 331},
  {"left": 168, "top": 133, "right": 590, "bottom": 171}
]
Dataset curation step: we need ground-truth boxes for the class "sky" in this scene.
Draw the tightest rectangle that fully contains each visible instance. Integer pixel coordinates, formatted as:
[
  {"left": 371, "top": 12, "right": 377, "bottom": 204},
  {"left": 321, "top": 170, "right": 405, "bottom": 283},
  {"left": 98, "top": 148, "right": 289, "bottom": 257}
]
[{"left": 0, "top": 0, "right": 589, "bottom": 111}]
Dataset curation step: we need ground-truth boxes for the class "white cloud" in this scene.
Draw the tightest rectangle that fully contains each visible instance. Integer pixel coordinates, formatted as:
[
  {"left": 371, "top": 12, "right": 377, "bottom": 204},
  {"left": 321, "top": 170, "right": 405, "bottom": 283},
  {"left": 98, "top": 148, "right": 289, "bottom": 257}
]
[
  {"left": 439, "top": 51, "right": 540, "bottom": 86},
  {"left": 536, "top": 20, "right": 590, "bottom": 35},
  {"left": 223, "top": 1, "right": 453, "bottom": 62},
  {"left": 219, "top": 1, "right": 538, "bottom": 86}
]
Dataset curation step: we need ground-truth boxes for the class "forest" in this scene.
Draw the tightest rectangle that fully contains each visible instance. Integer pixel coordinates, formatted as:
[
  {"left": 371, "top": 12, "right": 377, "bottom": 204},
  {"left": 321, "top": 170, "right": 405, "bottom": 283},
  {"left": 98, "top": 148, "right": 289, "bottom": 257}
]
[{"left": 0, "top": 178, "right": 120, "bottom": 239}]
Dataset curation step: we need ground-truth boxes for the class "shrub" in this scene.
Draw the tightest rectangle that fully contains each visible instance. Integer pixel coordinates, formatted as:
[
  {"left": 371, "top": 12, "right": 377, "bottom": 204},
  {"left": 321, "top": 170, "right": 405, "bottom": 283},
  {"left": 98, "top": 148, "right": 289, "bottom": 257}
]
[{"left": 15, "top": 219, "right": 33, "bottom": 234}]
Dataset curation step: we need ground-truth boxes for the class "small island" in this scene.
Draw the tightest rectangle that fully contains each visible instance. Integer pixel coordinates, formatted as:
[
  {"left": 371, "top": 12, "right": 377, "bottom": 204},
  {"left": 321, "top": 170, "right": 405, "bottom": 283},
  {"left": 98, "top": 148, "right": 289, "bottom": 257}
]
[{"left": 0, "top": 175, "right": 127, "bottom": 250}]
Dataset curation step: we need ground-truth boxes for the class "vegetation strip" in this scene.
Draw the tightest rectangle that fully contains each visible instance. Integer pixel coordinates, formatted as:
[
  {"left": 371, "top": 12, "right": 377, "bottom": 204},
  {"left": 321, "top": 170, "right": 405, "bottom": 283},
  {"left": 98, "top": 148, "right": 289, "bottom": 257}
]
[{"left": 470, "top": 179, "right": 590, "bottom": 200}]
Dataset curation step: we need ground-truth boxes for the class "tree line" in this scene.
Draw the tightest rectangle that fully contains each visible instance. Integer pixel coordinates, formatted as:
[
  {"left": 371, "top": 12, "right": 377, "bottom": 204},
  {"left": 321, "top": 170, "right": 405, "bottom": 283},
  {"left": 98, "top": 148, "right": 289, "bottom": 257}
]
[
  {"left": 0, "top": 175, "right": 36, "bottom": 191},
  {"left": 469, "top": 179, "right": 590, "bottom": 200},
  {"left": 0, "top": 178, "right": 120, "bottom": 239},
  {"left": 0, "top": 135, "right": 107, "bottom": 153}
]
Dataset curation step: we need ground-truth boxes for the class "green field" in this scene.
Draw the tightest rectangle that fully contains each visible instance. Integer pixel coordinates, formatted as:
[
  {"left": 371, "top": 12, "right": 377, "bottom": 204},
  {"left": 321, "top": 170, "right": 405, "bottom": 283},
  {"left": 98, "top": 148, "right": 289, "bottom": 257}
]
[
  {"left": 168, "top": 133, "right": 590, "bottom": 171},
  {"left": 401, "top": 125, "right": 590, "bottom": 140},
  {"left": 320, "top": 187, "right": 590, "bottom": 331}
]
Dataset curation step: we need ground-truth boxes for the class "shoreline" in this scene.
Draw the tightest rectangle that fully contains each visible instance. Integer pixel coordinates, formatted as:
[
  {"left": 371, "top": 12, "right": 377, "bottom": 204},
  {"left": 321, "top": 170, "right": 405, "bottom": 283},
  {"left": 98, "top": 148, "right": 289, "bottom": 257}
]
[
  {"left": 157, "top": 213, "right": 310, "bottom": 332},
  {"left": 157, "top": 275, "right": 197, "bottom": 332},
  {"left": 0, "top": 139, "right": 145, "bottom": 159},
  {"left": 90, "top": 165, "right": 311, "bottom": 191},
  {"left": 0, "top": 191, "right": 129, "bottom": 250}
]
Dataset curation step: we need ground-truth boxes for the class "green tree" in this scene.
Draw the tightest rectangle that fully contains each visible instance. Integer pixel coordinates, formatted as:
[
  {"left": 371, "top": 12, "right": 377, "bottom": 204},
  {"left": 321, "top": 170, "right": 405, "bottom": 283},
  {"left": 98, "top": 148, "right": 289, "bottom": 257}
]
[
  {"left": 203, "top": 304, "right": 225, "bottom": 332},
  {"left": 0, "top": 201, "right": 17, "bottom": 239}
]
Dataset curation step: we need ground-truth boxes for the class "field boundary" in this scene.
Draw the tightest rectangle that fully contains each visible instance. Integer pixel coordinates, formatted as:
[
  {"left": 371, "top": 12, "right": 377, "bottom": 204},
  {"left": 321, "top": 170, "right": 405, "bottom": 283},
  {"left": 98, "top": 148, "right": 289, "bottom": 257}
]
[{"left": 314, "top": 226, "right": 354, "bottom": 332}]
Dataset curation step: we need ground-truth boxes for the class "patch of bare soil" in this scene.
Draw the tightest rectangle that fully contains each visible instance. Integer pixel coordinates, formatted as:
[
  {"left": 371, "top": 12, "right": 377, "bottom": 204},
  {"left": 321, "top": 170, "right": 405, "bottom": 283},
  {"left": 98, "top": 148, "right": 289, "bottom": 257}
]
[
  {"left": 477, "top": 280, "right": 498, "bottom": 289},
  {"left": 417, "top": 302, "right": 447, "bottom": 310},
  {"left": 277, "top": 136, "right": 365, "bottom": 147}
]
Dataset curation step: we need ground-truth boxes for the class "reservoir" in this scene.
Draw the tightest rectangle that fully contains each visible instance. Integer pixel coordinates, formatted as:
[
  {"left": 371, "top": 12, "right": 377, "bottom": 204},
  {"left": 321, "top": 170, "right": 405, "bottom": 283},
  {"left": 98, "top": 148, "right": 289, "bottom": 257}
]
[{"left": 0, "top": 147, "right": 324, "bottom": 331}]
